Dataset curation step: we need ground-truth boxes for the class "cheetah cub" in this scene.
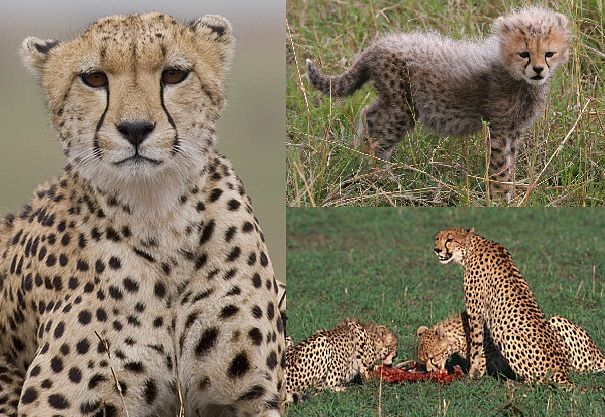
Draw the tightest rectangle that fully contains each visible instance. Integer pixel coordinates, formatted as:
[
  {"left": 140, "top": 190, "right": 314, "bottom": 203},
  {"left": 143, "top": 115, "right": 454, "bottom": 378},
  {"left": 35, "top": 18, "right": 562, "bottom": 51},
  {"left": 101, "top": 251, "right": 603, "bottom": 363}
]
[
  {"left": 285, "top": 319, "right": 397, "bottom": 403},
  {"left": 1, "top": 13, "right": 283, "bottom": 417},
  {"left": 307, "top": 7, "right": 570, "bottom": 202}
]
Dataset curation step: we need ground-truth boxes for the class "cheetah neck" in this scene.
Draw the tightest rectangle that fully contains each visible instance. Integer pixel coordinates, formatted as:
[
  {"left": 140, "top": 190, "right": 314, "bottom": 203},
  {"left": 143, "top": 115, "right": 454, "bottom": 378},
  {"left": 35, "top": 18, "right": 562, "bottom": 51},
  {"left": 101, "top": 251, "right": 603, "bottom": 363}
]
[{"left": 69, "top": 164, "right": 203, "bottom": 242}]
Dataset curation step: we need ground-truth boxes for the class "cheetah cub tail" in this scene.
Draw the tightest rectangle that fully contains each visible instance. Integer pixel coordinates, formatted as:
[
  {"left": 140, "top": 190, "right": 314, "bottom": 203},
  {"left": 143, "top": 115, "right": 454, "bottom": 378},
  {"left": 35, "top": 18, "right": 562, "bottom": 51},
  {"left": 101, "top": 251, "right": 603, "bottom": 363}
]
[{"left": 306, "top": 53, "right": 371, "bottom": 97}]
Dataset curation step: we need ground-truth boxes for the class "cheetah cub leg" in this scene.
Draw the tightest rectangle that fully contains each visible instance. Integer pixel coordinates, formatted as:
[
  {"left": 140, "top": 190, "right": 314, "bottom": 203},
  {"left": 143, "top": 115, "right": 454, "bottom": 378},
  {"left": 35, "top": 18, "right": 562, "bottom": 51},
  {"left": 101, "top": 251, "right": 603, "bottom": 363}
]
[
  {"left": 355, "top": 99, "right": 415, "bottom": 162},
  {"left": 488, "top": 131, "right": 520, "bottom": 203},
  {"left": 0, "top": 354, "right": 23, "bottom": 416},
  {"left": 467, "top": 314, "right": 488, "bottom": 379}
]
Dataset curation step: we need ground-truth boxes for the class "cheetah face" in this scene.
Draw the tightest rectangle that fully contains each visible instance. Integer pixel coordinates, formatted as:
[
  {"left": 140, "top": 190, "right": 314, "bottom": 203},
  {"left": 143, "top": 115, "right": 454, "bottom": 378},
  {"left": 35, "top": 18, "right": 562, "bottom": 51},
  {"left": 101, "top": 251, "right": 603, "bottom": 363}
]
[
  {"left": 375, "top": 325, "right": 398, "bottom": 366},
  {"left": 434, "top": 228, "right": 473, "bottom": 265},
  {"left": 492, "top": 7, "right": 570, "bottom": 86},
  {"left": 416, "top": 326, "right": 449, "bottom": 372},
  {"left": 21, "top": 13, "right": 234, "bottom": 191}
]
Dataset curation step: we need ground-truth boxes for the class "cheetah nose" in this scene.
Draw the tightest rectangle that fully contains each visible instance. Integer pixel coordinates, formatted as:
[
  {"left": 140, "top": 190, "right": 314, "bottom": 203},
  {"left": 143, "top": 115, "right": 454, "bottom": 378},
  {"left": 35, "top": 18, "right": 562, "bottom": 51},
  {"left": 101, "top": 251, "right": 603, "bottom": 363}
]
[
  {"left": 533, "top": 66, "right": 544, "bottom": 74},
  {"left": 116, "top": 120, "right": 155, "bottom": 148},
  {"left": 434, "top": 248, "right": 441, "bottom": 253}
]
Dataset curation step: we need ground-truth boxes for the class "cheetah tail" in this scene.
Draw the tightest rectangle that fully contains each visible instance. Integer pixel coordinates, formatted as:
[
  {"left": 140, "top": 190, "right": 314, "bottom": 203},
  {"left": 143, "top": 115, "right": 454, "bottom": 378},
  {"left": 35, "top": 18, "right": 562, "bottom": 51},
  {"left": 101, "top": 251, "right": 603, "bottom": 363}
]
[{"left": 306, "top": 55, "right": 370, "bottom": 97}]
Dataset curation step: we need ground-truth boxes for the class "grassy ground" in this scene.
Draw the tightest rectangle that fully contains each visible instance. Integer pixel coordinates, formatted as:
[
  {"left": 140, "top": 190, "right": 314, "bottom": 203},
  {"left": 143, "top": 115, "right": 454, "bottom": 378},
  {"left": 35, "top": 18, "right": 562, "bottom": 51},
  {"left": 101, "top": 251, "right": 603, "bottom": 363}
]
[
  {"left": 287, "top": 0, "right": 605, "bottom": 207},
  {"left": 286, "top": 208, "right": 605, "bottom": 416}
]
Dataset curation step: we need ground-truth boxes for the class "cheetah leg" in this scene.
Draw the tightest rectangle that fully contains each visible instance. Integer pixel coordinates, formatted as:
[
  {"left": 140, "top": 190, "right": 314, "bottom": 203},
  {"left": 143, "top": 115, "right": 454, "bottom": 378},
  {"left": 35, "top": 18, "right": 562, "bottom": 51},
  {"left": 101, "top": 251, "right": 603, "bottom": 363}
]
[
  {"left": 488, "top": 131, "right": 519, "bottom": 203},
  {"left": 0, "top": 354, "right": 23, "bottom": 417},
  {"left": 355, "top": 99, "right": 415, "bottom": 162},
  {"left": 467, "top": 314, "right": 487, "bottom": 379}
]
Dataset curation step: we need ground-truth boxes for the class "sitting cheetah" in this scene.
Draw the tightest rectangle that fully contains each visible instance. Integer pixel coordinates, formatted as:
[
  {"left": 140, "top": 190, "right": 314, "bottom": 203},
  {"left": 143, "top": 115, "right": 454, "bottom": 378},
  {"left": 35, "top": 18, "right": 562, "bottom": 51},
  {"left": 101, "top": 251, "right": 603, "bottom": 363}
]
[
  {"left": 417, "top": 312, "right": 605, "bottom": 376},
  {"left": 306, "top": 7, "right": 570, "bottom": 201},
  {"left": 1, "top": 13, "right": 283, "bottom": 417},
  {"left": 285, "top": 319, "right": 397, "bottom": 403},
  {"left": 434, "top": 228, "right": 570, "bottom": 384}
]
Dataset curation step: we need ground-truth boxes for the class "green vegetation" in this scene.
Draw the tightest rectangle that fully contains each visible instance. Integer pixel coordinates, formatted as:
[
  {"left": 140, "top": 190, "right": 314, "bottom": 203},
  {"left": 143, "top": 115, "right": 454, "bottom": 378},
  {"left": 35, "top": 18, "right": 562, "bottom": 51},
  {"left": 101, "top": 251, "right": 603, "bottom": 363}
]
[
  {"left": 287, "top": 0, "right": 605, "bottom": 206},
  {"left": 286, "top": 208, "right": 605, "bottom": 416}
]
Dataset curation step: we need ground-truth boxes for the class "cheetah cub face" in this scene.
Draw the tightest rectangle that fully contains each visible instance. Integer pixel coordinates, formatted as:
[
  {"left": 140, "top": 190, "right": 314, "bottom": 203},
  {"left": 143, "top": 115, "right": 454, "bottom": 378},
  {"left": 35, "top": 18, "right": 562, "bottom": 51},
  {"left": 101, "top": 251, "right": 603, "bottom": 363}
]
[
  {"left": 433, "top": 228, "right": 473, "bottom": 265},
  {"left": 21, "top": 13, "right": 233, "bottom": 194},
  {"left": 493, "top": 7, "right": 570, "bottom": 86}
]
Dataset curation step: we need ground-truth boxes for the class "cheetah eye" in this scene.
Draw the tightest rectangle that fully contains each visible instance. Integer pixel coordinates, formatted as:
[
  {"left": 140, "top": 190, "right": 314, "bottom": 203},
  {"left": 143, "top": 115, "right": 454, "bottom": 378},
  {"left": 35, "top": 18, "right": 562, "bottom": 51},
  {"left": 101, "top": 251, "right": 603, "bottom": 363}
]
[
  {"left": 545, "top": 51, "right": 555, "bottom": 58},
  {"left": 80, "top": 71, "right": 108, "bottom": 88},
  {"left": 161, "top": 68, "right": 190, "bottom": 85},
  {"left": 518, "top": 52, "right": 530, "bottom": 59}
]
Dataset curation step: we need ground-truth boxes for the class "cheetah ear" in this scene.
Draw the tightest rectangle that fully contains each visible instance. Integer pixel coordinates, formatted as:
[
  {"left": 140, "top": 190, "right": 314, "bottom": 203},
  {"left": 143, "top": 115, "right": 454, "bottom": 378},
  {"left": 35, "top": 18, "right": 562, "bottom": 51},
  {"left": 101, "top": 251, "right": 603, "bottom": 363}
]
[
  {"left": 466, "top": 228, "right": 475, "bottom": 233},
  {"left": 20, "top": 37, "right": 60, "bottom": 77},
  {"left": 492, "top": 16, "right": 510, "bottom": 34},
  {"left": 555, "top": 13, "right": 569, "bottom": 29},
  {"left": 416, "top": 326, "right": 429, "bottom": 336},
  {"left": 189, "top": 15, "right": 235, "bottom": 65}
]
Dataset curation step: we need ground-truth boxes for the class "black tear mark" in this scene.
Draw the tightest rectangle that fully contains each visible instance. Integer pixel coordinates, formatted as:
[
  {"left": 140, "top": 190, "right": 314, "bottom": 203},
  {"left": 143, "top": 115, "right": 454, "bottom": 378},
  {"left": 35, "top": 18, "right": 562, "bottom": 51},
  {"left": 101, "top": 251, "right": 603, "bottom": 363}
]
[
  {"left": 34, "top": 40, "right": 59, "bottom": 54},
  {"left": 93, "top": 84, "right": 110, "bottom": 159}
]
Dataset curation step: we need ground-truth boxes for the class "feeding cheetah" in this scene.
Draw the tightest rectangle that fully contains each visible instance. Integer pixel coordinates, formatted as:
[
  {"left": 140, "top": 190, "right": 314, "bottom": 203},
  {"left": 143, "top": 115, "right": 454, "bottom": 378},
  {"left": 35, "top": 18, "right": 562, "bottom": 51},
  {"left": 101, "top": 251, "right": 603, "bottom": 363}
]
[
  {"left": 434, "top": 228, "right": 571, "bottom": 384},
  {"left": 417, "top": 312, "right": 605, "bottom": 377},
  {"left": 285, "top": 318, "right": 397, "bottom": 404},
  {"left": 306, "top": 6, "right": 570, "bottom": 201},
  {"left": 1, "top": 13, "right": 284, "bottom": 417}
]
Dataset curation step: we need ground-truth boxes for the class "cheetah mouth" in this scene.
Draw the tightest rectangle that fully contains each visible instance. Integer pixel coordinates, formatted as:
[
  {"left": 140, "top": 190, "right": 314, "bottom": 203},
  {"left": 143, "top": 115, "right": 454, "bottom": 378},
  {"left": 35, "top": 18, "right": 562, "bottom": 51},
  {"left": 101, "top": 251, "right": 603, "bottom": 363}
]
[
  {"left": 530, "top": 75, "right": 544, "bottom": 81},
  {"left": 435, "top": 251, "right": 453, "bottom": 264},
  {"left": 114, "top": 154, "right": 163, "bottom": 167}
]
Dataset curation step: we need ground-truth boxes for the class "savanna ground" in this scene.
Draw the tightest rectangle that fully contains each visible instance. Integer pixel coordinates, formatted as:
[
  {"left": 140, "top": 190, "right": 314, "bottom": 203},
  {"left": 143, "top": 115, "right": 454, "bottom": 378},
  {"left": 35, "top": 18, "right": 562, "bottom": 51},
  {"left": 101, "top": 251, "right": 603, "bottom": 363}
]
[
  {"left": 286, "top": 208, "right": 605, "bottom": 416},
  {"left": 287, "top": 0, "right": 605, "bottom": 207}
]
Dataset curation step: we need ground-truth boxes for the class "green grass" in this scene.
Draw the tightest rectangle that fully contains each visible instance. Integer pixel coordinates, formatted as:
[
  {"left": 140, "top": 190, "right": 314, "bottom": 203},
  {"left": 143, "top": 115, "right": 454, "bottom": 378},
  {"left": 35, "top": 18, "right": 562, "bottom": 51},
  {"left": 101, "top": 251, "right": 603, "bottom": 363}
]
[
  {"left": 286, "top": 208, "right": 605, "bottom": 416},
  {"left": 287, "top": 0, "right": 605, "bottom": 207}
]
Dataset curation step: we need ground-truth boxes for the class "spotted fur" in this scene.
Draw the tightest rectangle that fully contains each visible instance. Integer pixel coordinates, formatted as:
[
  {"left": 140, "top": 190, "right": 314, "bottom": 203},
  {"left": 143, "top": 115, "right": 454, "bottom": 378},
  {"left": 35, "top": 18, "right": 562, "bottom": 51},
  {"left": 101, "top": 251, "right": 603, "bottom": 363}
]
[
  {"left": 306, "top": 6, "right": 570, "bottom": 202},
  {"left": 418, "top": 312, "right": 605, "bottom": 377},
  {"left": 434, "top": 228, "right": 570, "bottom": 384},
  {"left": 416, "top": 312, "right": 512, "bottom": 377},
  {"left": 2, "top": 13, "right": 283, "bottom": 417},
  {"left": 285, "top": 319, "right": 397, "bottom": 404}
]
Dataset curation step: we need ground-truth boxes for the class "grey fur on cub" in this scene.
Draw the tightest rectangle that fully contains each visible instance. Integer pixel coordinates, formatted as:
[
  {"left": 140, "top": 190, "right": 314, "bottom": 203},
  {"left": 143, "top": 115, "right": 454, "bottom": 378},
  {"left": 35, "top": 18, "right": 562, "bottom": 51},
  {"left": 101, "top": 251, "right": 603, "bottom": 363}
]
[{"left": 307, "top": 6, "right": 570, "bottom": 202}]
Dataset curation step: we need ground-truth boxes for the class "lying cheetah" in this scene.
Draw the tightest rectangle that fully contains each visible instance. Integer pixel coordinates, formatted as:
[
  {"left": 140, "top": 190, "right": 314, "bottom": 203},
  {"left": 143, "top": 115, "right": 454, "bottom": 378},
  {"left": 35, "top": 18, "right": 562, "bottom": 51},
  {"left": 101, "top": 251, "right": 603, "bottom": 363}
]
[
  {"left": 1, "top": 13, "right": 283, "bottom": 417},
  {"left": 307, "top": 7, "right": 570, "bottom": 201},
  {"left": 417, "top": 312, "right": 605, "bottom": 376},
  {"left": 434, "top": 228, "right": 570, "bottom": 384},
  {"left": 285, "top": 319, "right": 397, "bottom": 403},
  {"left": 416, "top": 312, "right": 513, "bottom": 377}
]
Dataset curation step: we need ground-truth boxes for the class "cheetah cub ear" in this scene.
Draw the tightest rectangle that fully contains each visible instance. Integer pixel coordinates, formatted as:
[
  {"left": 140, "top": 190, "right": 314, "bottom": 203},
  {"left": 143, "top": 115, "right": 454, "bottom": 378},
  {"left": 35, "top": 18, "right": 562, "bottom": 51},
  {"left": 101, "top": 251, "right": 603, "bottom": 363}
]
[
  {"left": 20, "top": 37, "right": 61, "bottom": 78},
  {"left": 188, "top": 15, "right": 235, "bottom": 67}
]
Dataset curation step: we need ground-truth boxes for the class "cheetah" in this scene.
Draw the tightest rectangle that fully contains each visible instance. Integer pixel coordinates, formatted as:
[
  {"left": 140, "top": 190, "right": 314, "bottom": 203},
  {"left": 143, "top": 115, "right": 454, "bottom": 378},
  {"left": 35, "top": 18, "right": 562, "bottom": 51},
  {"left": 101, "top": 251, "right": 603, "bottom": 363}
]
[
  {"left": 1, "top": 13, "right": 284, "bottom": 417},
  {"left": 285, "top": 319, "right": 397, "bottom": 403},
  {"left": 434, "top": 228, "right": 570, "bottom": 384},
  {"left": 306, "top": 6, "right": 570, "bottom": 202},
  {"left": 416, "top": 312, "right": 513, "bottom": 378},
  {"left": 417, "top": 312, "right": 605, "bottom": 376}
]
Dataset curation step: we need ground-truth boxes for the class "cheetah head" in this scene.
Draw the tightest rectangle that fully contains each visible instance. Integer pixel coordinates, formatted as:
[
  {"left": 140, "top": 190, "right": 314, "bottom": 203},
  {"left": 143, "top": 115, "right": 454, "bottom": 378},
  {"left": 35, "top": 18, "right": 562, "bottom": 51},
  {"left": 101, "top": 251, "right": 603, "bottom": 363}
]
[
  {"left": 433, "top": 227, "right": 473, "bottom": 265},
  {"left": 366, "top": 324, "right": 398, "bottom": 366},
  {"left": 416, "top": 325, "right": 450, "bottom": 372},
  {"left": 492, "top": 6, "right": 570, "bottom": 86},
  {"left": 21, "top": 13, "right": 234, "bottom": 204}
]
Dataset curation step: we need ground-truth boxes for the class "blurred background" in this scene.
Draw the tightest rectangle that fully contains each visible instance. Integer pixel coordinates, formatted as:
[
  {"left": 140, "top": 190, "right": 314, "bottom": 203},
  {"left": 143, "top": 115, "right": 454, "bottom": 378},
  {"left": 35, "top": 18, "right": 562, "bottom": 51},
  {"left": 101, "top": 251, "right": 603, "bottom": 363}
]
[{"left": 0, "top": 0, "right": 285, "bottom": 279}]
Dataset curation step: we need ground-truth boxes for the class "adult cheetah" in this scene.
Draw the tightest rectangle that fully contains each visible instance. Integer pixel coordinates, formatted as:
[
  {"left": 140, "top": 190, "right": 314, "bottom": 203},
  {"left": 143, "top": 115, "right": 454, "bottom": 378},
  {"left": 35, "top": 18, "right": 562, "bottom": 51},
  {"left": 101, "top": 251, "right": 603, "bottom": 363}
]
[
  {"left": 285, "top": 318, "right": 397, "bottom": 403},
  {"left": 434, "top": 228, "right": 570, "bottom": 384},
  {"left": 1, "top": 13, "right": 284, "bottom": 417}
]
